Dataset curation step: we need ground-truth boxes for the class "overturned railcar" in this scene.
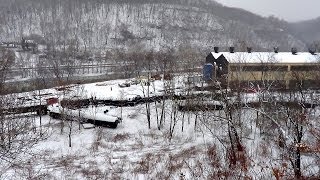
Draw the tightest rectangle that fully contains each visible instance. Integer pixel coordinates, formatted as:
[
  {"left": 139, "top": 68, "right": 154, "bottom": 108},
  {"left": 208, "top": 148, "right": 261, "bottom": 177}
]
[{"left": 48, "top": 104, "right": 122, "bottom": 128}]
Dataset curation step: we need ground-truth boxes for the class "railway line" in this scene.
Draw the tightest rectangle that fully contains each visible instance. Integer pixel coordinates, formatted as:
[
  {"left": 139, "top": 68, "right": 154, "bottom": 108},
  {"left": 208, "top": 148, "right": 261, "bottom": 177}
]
[{"left": 6, "top": 62, "right": 202, "bottom": 81}]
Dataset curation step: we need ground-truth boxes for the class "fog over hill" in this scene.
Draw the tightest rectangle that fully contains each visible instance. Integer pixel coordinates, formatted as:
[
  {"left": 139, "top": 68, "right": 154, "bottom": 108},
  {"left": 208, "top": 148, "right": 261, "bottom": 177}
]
[
  {"left": 0, "top": 0, "right": 316, "bottom": 52},
  {"left": 289, "top": 17, "right": 320, "bottom": 46},
  {"left": 215, "top": 0, "right": 320, "bottom": 22}
]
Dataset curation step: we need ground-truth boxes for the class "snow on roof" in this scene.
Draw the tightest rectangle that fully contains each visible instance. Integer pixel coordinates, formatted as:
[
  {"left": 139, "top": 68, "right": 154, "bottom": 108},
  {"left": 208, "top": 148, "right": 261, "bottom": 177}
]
[{"left": 211, "top": 52, "right": 320, "bottom": 64}]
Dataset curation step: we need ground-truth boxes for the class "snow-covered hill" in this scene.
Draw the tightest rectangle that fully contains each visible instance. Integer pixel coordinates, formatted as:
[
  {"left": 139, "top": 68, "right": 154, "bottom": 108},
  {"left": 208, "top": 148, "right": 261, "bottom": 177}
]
[{"left": 0, "top": 0, "right": 305, "bottom": 51}]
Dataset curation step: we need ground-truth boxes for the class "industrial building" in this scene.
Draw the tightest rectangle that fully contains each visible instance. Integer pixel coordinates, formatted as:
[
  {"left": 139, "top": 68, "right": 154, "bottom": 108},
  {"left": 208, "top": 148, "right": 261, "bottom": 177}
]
[{"left": 204, "top": 47, "right": 320, "bottom": 89}]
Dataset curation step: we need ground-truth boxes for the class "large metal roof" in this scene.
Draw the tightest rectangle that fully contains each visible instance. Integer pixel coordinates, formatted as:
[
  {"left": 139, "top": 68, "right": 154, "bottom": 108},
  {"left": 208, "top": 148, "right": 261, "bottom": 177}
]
[{"left": 210, "top": 52, "right": 320, "bottom": 64}]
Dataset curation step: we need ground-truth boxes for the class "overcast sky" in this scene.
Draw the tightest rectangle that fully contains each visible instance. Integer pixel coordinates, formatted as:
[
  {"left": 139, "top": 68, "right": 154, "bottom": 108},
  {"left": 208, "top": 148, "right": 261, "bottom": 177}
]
[{"left": 215, "top": 0, "right": 320, "bottom": 22}]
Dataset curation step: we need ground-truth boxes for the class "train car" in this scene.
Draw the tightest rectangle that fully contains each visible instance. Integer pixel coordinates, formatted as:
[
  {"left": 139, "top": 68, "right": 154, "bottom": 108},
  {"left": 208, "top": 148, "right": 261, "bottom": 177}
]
[
  {"left": 203, "top": 63, "right": 214, "bottom": 81},
  {"left": 48, "top": 103, "right": 122, "bottom": 128}
]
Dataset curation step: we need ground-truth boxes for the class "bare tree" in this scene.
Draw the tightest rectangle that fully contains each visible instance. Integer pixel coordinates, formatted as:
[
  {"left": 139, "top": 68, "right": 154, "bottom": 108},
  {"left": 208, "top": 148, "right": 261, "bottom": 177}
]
[
  {"left": 139, "top": 50, "right": 153, "bottom": 129},
  {"left": 155, "top": 49, "right": 176, "bottom": 130},
  {"left": 0, "top": 48, "right": 47, "bottom": 176},
  {"left": 0, "top": 48, "right": 15, "bottom": 94}
]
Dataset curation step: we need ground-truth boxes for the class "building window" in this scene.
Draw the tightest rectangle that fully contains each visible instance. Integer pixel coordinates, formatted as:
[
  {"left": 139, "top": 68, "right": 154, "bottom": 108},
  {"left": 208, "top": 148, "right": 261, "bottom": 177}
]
[
  {"left": 230, "top": 65, "right": 287, "bottom": 72},
  {"left": 291, "top": 65, "right": 320, "bottom": 71}
]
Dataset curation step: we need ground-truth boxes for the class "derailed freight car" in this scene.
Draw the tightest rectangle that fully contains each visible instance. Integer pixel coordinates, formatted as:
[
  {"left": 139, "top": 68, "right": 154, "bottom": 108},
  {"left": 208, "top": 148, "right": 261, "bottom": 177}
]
[{"left": 48, "top": 104, "right": 122, "bottom": 128}]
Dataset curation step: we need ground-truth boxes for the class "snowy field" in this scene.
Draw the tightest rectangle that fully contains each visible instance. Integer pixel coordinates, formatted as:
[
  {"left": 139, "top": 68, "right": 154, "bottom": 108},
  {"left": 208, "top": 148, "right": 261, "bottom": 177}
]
[
  {"left": 1, "top": 102, "right": 213, "bottom": 179},
  {"left": 3, "top": 75, "right": 189, "bottom": 111},
  {"left": 1, "top": 76, "right": 320, "bottom": 179},
  {"left": 2, "top": 104, "right": 319, "bottom": 179}
]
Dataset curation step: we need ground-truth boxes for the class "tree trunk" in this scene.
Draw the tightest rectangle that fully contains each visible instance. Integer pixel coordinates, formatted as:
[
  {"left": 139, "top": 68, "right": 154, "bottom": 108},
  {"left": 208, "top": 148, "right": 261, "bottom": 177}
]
[{"left": 294, "top": 149, "right": 301, "bottom": 178}]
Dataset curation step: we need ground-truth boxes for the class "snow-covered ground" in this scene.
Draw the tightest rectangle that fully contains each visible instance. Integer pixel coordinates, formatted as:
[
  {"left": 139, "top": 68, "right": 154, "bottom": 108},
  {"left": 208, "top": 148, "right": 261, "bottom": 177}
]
[
  {"left": 1, "top": 76, "right": 320, "bottom": 179},
  {"left": 3, "top": 75, "right": 187, "bottom": 106},
  {"left": 2, "top": 102, "right": 319, "bottom": 179},
  {"left": 1, "top": 103, "right": 209, "bottom": 179}
]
